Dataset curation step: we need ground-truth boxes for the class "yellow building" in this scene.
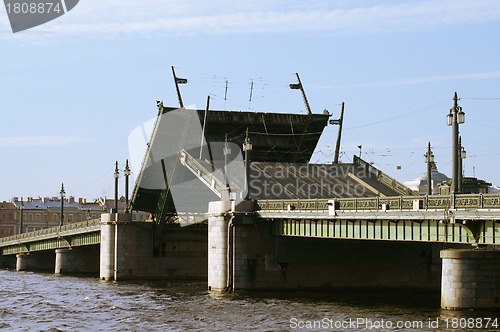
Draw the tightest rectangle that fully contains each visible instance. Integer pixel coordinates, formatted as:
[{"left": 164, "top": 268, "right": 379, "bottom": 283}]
[{"left": 1, "top": 196, "right": 149, "bottom": 236}]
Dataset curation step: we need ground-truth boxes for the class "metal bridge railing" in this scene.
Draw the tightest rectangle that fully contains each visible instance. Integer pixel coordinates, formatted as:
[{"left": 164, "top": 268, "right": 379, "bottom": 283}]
[
  {"left": 179, "top": 148, "right": 225, "bottom": 197},
  {"left": 0, "top": 218, "right": 101, "bottom": 247},
  {"left": 256, "top": 193, "right": 500, "bottom": 212}
]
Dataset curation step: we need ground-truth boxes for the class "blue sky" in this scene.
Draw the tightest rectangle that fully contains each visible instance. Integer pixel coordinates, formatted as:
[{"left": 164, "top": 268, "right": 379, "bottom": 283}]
[{"left": 1, "top": 0, "right": 500, "bottom": 200}]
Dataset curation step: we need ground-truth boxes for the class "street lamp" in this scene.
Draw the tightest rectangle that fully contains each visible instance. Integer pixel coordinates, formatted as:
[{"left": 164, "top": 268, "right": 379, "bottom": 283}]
[
  {"left": 124, "top": 159, "right": 131, "bottom": 213},
  {"left": 458, "top": 136, "right": 467, "bottom": 193},
  {"left": 60, "top": 183, "right": 65, "bottom": 226},
  {"left": 114, "top": 161, "right": 119, "bottom": 212},
  {"left": 447, "top": 92, "right": 465, "bottom": 193},
  {"left": 19, "top": 197, "right": 24, "bottom": 234},
  {"left": 243, "top": 128, "right": 252, "bottom": 200},
  {"left": 223, "top": 134, "right": 231, "bottom": 189},
  {"left": 425, "top": 142, "right": 435, "bottom": 195}
]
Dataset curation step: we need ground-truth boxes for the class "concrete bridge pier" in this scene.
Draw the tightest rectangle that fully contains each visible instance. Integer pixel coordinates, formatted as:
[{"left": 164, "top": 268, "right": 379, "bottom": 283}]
[
  {"left": 16, "top": 253, "right": 28, "bottom": 271},
  {"left": 101, "top": 212, "right": 173, "bottom": 280},
  {"left": 55, "top": 247, "right": 99, "bottom": 275},
  {"left": 15, "top": 251, "right": 54, "bottom": 272},
  {"left": 99, "top": 213, "right": 134, "bottom": 281},
  {"left": 207, "top": 192, "right": 255, "bottom": 292},
  {"left": 207, "top": 198, "right": 232, "bottom": 291},
  {"left": 441, "top": 249, "right": 500, "bottom": 310},
  {"left": 100, "top": 213, "right": 117, "bottom": 281},
  {"left": 55, "top": 249, "right": 71, "bottom": 274}
]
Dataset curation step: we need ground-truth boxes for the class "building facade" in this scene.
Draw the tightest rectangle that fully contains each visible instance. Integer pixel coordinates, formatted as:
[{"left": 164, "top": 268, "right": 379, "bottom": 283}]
[
  {"left": 0, "top": 202, "right": 17, "bottom": 237},
  {"left": 0, "top": 196, "right": 149, "bottom": 237}
]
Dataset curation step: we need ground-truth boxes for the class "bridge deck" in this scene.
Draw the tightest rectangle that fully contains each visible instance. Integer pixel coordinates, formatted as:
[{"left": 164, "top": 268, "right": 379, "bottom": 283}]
[
  {"left": 2, "top": 194, "right": 500, "bottom": 255},
  {"left": 256, "top": 194, "right": 500, "bottom": 245},
  {"left": 0, "top": 219, "right": 101, "bottom": 255}
]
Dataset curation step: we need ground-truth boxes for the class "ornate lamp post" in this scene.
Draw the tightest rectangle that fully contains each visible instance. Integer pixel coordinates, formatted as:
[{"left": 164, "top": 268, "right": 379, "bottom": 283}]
[
  {"left": 447, "top": 92, "right": 465, "bottom": 193},
  {"left": 458, "top": 136, "right": 467, "bottom": 193},
  {"left": 243, "top": 128, "right": 252, "bottom": 200},
  {"left": 124, "top": 159, "right": 131, "bottom": 213},
  {"left": 114, "top": 161, "right": 119, "bottom": 212},
  {"left": 425, "top": 142, "right": 435, "bottom": 195},
  {"left": 60, "top": 183, "right": 65, "bottom": 226},
  {"left": 19, "top": 197, "right": 24, "bottom": 234},
  {"left": 223, "top": 134, "right": 231, "bottom": 189}
]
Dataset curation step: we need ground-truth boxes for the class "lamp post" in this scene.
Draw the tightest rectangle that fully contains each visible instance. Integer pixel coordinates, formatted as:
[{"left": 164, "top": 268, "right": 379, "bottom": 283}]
[
  {"left": 124, "top": 159, "right": 131, "bottom": 213},
  {"left": 19, "top": 197, "right": 24, "bottom": 234},
  {"left": 243, "top": 128, "right": 252, "bottom": 200},
  {"left": 425, "top": 142, "right": 435, "bottom": 195},
  {"left": 114, "top": 161, "right": 119, "bottom": 212},
  {"left": 60, "top": 183, "right": 65, "bottom": 226},
  {"left": 223, "top": 134, "right": 231, "bottom": 189},
  {"left": 447, "top": 92, "right": 465, "bottom": 193},
  {"left": 458, "top": 136, "right": 467, "bottom": 193}
]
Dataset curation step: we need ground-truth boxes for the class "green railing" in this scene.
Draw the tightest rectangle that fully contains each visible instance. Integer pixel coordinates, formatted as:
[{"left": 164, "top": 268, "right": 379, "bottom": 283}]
[
  {"left": 0, "top": 218, "right": 101, "bottom": 247},
  {"left": 256, "top": 193, "right": 500, "bottom": 212}
]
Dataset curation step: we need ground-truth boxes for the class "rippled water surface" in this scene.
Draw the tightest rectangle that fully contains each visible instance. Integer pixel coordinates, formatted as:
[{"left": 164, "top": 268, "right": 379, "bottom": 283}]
[{"left": 1, "top": 269, "right": 499, "bottom": 331}]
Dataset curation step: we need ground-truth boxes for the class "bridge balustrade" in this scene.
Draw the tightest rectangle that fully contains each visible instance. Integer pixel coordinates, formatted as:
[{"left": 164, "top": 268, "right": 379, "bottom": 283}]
[
  {"left": 256, "top": 193, "right": 500, "bottom": 212},
  {"left": 0, "top": 219, "right": 102, "bottom": 255}
]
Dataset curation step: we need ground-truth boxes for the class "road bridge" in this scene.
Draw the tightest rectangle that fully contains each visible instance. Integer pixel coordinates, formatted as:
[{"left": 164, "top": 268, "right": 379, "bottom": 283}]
[{"left": 2, "top": 105, "right": 500, "bottom": 310}]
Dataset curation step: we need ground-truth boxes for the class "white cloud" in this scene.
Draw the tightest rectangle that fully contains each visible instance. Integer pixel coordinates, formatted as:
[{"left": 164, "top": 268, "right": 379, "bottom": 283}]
[
  {"left": 5, "top": 0, "right": 500, "bottom": 38},
  {"left": 312, "top": 70, "right": 500, "bottom": 89}
]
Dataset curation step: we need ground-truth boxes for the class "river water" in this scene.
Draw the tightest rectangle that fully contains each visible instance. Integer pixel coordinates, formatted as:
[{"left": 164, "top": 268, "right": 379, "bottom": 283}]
[{"left": 1, "top": 269, "right": 499, "bottom": 331}]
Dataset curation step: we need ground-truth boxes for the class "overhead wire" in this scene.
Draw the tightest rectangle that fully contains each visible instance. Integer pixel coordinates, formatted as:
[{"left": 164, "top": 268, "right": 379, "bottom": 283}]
[
  {"left": 170, "top": 67, "right": 298, "bottom": 111},
  {"left": 345, "top": 99, "right": 450, "bottom": 130}
]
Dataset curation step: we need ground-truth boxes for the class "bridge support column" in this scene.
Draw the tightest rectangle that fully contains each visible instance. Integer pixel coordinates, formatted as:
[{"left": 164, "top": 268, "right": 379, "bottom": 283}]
[
  {"left": 55, "top": 249, "right": 71, "bottom": 274},
  {"left": 207, "top": 212, "right": 231, "bottom": 291},
  {"left": 207, "top": 191, "right": 232, "bottom": 291},
  {"left": 207, "top": 194, "right": 255, "bottom": 291},
  {"left": 55, "top": 248, "right": 99, "bottom": 275},
  {"left": 100, "top": 213, "right": 116, "bottom": 281},
  {"left": 99, "top": 213, "right": 134, "bottom": 281},
  {"left": 231, "top": 201, "right": 255, "bottom": 290},
  {"left": 441, "top": 249, "right": 500, "bottom": 310},
  {"left": 16, "top": 253, "right": 28, "bottom": 271}
]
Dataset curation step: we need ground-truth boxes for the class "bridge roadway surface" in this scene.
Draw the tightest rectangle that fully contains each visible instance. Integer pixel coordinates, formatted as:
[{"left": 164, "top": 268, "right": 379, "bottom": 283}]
[{"left": 1, "top": 193, "right": 500, "bottom": 256}]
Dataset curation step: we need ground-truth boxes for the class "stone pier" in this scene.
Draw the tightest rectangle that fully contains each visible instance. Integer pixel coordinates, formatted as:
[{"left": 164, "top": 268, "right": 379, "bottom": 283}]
[
  {"left": 441, "top": 249, "right": 500, "bottom": 310},
  {"left": 16, "top": 253, "right": 28, "bottom": 271},
  {"left": 99, "top": 212, "right": 207, "bottom": 281},
  {"left": 55, "top": 247, "right": 99, "bottom": 275},
  {"left": 207, "top": 193, "right": 232, "bottom": 291},
  {"left": 99, "top": 212, "right": 133, "bottom": 281},
  {"left": 15, "top": 251, "right": 55, "bottom": 272},
  {"left": 100, "top": 213, "right": 118, "bottom": 280}
]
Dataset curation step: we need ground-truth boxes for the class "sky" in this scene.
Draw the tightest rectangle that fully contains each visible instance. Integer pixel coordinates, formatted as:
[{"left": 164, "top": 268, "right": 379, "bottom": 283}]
[{"left": 1, "top": 0, "right": 500, "bottom": 201}]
